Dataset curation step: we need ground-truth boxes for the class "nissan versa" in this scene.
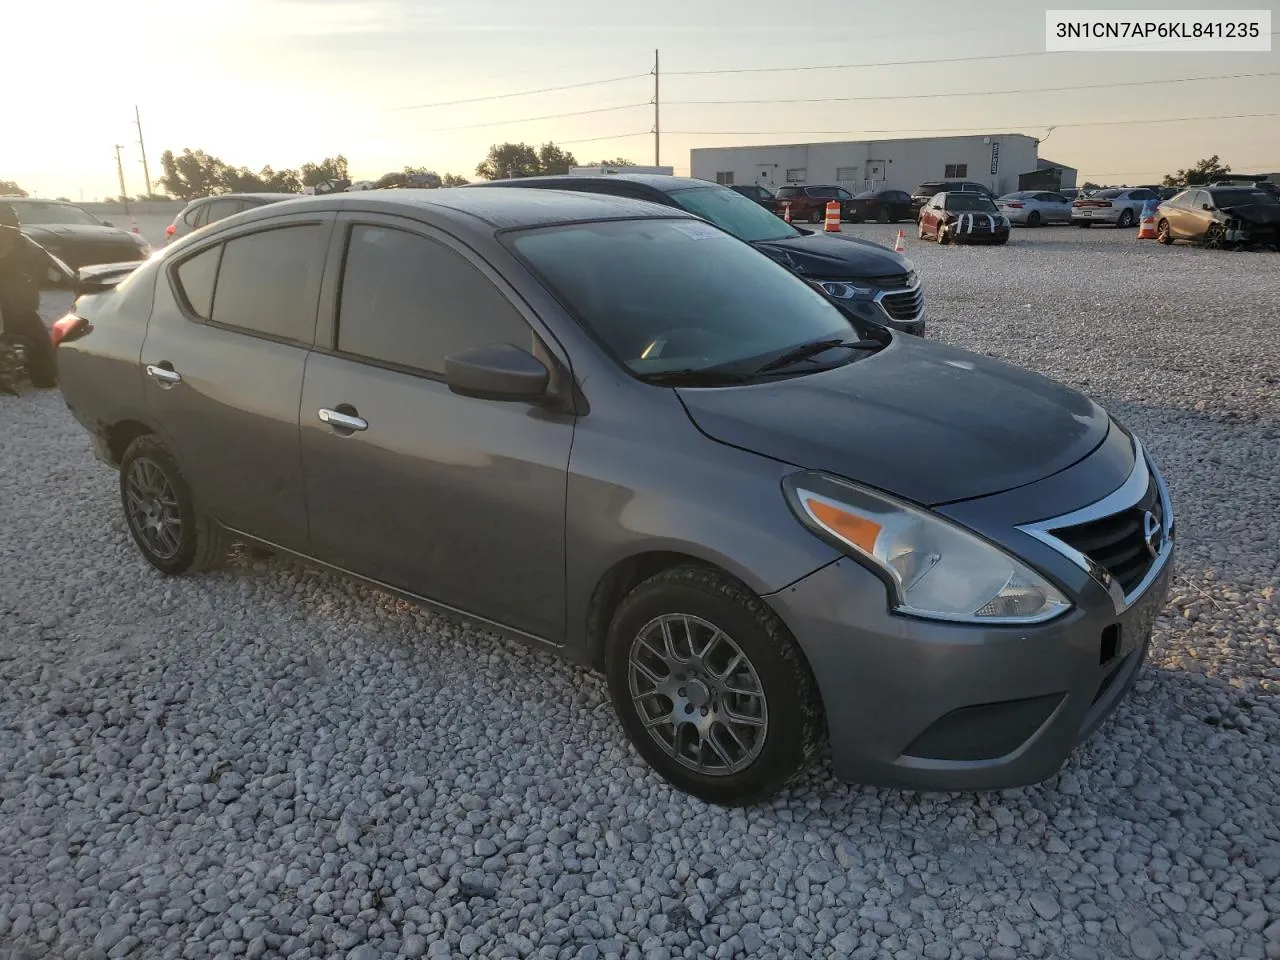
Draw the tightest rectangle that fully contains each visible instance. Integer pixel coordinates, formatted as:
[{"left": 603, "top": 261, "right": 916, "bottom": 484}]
[{"left": 53, "top": 189, "right": 1175, "bottom": 806}]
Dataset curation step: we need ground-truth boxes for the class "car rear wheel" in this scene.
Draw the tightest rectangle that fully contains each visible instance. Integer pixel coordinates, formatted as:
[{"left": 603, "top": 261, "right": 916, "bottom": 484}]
[
  {"left": 876, "top": 207, "right": 890, "bottom": 224},
  {"left": 1117, "top": 209, "right": 1135, "bottom": 228},
  {"left": 808, "top": 209, "right": 823, "bottom": 224},
  {"left": 119, "top": 435, "right": 231, "bottom": 575},
  {"left": 1026, "top": 211, "right": 1041, "bottom": 227},
  {"left": 605, "top": 565, "right": 824, "bottom": 806},
  {"left": 1156, "top": 219, "right": 1173, "bottom": 244}
]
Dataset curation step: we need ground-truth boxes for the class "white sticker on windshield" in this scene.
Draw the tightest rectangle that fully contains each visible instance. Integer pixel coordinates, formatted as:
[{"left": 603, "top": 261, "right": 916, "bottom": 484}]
[{"left": 669, "top": 221, "right": 726, "bottom": 241}]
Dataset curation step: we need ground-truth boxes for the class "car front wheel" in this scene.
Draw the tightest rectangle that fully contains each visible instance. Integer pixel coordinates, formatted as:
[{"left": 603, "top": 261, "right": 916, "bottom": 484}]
[
  {"left": 119, "top": 435, "right": 231, "bottom": 575},
  {"left": 605, "top": 565, "right": 824, "bottom": 806},
  {"left": 1156, "top": 219, "right": 1173, "bottom": 244}
]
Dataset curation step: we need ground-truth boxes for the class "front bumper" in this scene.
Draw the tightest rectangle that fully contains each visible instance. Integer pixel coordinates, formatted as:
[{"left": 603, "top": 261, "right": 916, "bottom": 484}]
[
  {"left": 1072, "top": 208, "right": 1124, "bottom": 224},
  {"left": 766, "top": 440, "right": 1174, "bottom": 790}
]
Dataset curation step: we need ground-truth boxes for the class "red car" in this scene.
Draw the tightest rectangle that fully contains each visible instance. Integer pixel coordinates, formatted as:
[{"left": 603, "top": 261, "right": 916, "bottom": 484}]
[
  {"left": 917, "top": 192, "right": 1011, "bottom": 245},
  {"left": 773, "top": 185, "right": 854, "bottom": 223}
]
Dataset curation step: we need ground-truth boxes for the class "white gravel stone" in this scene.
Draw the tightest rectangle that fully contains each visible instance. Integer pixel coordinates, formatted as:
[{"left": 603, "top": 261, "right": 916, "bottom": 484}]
[{"left": 2, "top": 227, "right": 1278, "bottom": 959}]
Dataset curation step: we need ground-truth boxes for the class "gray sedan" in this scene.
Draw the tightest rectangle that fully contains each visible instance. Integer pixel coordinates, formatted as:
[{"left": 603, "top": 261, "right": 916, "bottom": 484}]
[
  {"left": 53, "top": 188, "right": 1174, "bottom": 805},
  {"left": 996, "top": 190, "right": 1073, "bottom": 226}
]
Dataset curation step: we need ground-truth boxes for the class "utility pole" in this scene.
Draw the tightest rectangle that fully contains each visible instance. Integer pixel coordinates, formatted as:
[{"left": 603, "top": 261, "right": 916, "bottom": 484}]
[
  {"left": 651, "top": 49, "right": 660, "bottom": 167},
  {"left": 113, "top": 144, "right": 131, "bottom": 216},
  {"left": 135, "top": 106, "right": 153, "bottom": 198}
]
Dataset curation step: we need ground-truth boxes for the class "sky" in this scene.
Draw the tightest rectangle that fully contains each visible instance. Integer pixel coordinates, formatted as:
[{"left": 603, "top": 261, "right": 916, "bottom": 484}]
[{"left": 5, "top": 0, "right": 1279, "bottom": 199}]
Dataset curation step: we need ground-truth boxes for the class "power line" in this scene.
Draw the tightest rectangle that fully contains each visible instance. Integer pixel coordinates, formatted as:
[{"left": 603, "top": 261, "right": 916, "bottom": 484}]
[
  {"left": 664, "top": 111, "right": 1280, "bottom": 138},
  {"left": 666, "top": 71, "right": 1280, "bottom": 106},
  {"left": 391, "top": 73, "right": 649, "bottom": 111},
  {"left": 421, "top": 102, "right": 649, "bottom": 133},
  {"left": 556, "top": 131, "right": 652, "bottom": 146},
  {"left": 665, "top": 32, "right": 1280, "bottom": 76}
]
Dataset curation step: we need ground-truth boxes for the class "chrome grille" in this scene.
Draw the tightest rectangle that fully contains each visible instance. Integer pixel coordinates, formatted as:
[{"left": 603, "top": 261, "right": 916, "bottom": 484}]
[
  {"left": 1050, "top": 479, "right": 1161, "bottom": 595},
  {"left": 878, "top": 286, "right": 924, "bottom": 323}
]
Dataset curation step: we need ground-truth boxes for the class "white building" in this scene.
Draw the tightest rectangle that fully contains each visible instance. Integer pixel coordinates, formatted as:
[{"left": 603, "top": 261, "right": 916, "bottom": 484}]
[{"left": 690, "top": 134, "right": 1042, "bottom": 196}]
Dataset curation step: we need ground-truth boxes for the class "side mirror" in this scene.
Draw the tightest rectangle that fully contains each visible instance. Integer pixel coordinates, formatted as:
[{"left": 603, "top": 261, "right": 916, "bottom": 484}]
[
  {"left": 444, "top": 342, "right": 549, "bottom": 402},
  {"left": 101, "top": 220, "right": 114, "bottom": 227},
  {"left": 1201, "top": 203, "right": 1212, "bottom": 211}
]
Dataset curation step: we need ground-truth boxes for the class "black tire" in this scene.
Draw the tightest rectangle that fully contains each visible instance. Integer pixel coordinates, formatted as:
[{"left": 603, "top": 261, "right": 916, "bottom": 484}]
[
  {"left": 605, "top": 565, "right": 824, "bottom": 806},
  {"left": 1026, "top": 211, "right": 1041, "bottom": 227},
  {"left": 1156, "top": 219, "right": 1173, "bottom": 245},
  {"left": 1076, "top": 221, "right": 1093, "bottom": 229},
  {"left": 876, "top": 207, "right": 890, "bottom": 224},
  {"left": 1203, "top": 224, "right": 1226, "bottom": 250},
  {"left": 1117, "top": 209, "right": 1135, "bottom": 228},
  {"left": 808, "top": 209, "right": 823, "bottom": 224},
  {"left": 119, "top": 435, "right": 231, "bottom": 575},
  {"left": 4, "top": 309, "right": 56, "bottom": 387}
]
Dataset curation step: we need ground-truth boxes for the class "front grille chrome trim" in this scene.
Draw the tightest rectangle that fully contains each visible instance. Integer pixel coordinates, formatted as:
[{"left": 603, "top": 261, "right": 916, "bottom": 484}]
[
  {"left": 1016, "top": 436, "right": 1175, "bottom": 615},
  {"left": 873, "top": 279, "right": 925, "bottom": 325}
]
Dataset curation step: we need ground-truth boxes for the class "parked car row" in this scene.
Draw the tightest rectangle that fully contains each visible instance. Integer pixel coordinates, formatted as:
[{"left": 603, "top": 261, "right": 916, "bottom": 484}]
[
  {"left": 1155, "top": 184, "right": 1280, "bottom": 248},
  {"left": 0, "top": 197, "right": 152, "bottom": 268},
  {"left": 48, "top": 182, "right": 1175, "bottom": 807}
]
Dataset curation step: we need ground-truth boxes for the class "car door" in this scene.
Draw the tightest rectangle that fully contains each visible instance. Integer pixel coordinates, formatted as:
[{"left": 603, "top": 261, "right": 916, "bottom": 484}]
[
  {"left": 921, "top": 195, "right": 944, "bottom": 235},
  {"left": 299, "top": 214, "right": 575, "bottom": 640},
  {"left": 141, "top": 211, "right": 335, "bottom": 551},
  {"left": 1183, "top": 189, "right": 1215, "bottom": 239}
]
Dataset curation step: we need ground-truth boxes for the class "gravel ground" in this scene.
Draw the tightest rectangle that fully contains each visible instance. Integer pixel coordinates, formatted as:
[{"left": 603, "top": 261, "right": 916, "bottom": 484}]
[{"left": 3, "top": 225, "right": 1279, "bottom": 960}]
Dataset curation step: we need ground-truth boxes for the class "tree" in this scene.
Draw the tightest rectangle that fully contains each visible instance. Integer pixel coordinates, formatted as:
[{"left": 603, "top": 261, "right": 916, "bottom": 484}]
[
  {"left": 300, "top": 155, "right": 349, "bottom": 188},
  {"left": 0, "top": 179, "right": 28, "bottom": 197},
  {"left": 441, "top": 173, "right": 470, "bottom": 187},
  {"left": 158, "top": 148, "right": 228, "bottom": 200},
  {"left": 583, "top": 157, "right": 636, "bottom": 168},
  {"left": 536, "top": 142, "right": 577, "bottom": 176},
  {"left": 476, "top": 143, "right": 541, "bottom": 180},
  {"left": 1163, "top": 155, "right": 1230, "bottom": 187},
  {"left": 1081, "top": 181, "right": 1101, "bottom": 191}
]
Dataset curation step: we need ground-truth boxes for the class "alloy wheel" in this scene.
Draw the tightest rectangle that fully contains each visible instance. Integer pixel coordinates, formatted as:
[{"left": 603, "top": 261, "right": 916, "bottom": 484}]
[
  {"left": 125, "top": 457, "right": 183, "bottom": 561},
  {"left": 626, "top": 613, "right": 768, "bottom": 776}
]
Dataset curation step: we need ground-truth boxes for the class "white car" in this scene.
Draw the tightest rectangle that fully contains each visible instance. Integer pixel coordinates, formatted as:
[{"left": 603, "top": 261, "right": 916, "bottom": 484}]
[
  {"left": 996, "top": 191, "right": 1073, "bottom": 226},
  {"left": 1071, "top": 188, "right": 1161, "bottom": 228}
]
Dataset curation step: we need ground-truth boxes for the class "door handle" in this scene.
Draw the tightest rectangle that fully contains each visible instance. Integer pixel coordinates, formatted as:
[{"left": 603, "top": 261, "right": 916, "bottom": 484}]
[
  {"left": 145, "top": 363, "right": 182, "bottom": 385},
  {"left": 318, "top": 408, "right": 368, "bottom": 432}
]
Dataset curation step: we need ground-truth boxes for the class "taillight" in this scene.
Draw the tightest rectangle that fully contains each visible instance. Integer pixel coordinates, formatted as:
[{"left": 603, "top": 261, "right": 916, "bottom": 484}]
[
  {"left": 1098, "top": 201, "right": 1112, "bottom": 207},
  {"left": 165, "top": 223, "right": 176, "bottom": 237},
  {"left": 51, "top": 314, "right": 90, "bottom": 348},
  {"left": 1007, "top": 202, "right": 1024, "bottom": 208}
]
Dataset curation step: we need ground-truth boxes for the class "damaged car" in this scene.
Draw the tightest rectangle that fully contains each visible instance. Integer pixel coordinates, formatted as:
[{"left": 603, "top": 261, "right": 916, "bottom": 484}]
[
  {"left": 1155, "top": 186, "right": 1280, "bottom": 250},
  {"left": 917, "top": 192, "right": 1011, "bottom": 245}
]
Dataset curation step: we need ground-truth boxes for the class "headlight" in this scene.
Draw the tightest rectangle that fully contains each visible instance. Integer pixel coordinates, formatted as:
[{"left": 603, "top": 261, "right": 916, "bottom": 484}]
[
  {"left": 783, "top": 473, "right": 1071, "bottom": 624},
  {"left": 818, "top": 280, "right": 874, "bottom": 300}
]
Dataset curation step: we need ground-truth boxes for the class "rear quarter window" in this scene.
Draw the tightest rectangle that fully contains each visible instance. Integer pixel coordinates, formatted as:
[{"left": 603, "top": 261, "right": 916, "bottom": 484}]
[{"left": 173, "top": 246, "right": 221, "bottom": 319}]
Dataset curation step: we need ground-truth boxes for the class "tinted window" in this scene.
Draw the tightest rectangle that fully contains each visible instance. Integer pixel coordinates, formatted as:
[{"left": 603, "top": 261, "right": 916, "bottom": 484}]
[
  {"left": 1209, "top": 188, "right": 1275, "bottom": 206},
  {"left": 1094, "top": 189, "right": 1124, "bottom": 199},
  {"left": 205, "top": 199, "right": 242, "bottom": 224},
  {"left": 10, "top": 201, "right": 101, "bottom": 226},
  {"left": 174, "top": 246, "right": 221, "bottom": 319},
  {"left": 183, "top": 203, "right": 207, "bottom": 227},
  {"left": 946, "top": 194, "right": 999, "bottom": 213},
  {"left": 775, "top": 187, "right": 802, "bottom": 199},
  {"left": 669, "top": 185, "right": 798, "bottom": 243},
  {"left": 915, "top": 183, "right": 945, "bottom": 195},
  {"left": 512, "top": 218, "right": 857, "bottom": 379},
  {"left": 336, "top": 225, "right": 531, "bottom": 375},
  {"left": 210, "top": 224, "right": 322, "bottom": 342},
  {"left": 807, "top": 187, "right": 836, "bottom": 198},
  {"left": 887, "top": 191, "right": 910, "bottom": 203}
]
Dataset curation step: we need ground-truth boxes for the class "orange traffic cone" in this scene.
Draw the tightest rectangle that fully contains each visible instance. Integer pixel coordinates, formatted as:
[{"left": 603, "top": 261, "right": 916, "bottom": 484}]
[
  {"left": 894, "top": 229, "right": 906, "bottom": 253},
  {"left": 823, "top": 200, "right": 841, "bottom": 233},
  {"left": 1137, "top": 200, "right": 1158, "bottom": 239},
  {"left": 783, "top": 201, "right": 792, "bottom": 223}
]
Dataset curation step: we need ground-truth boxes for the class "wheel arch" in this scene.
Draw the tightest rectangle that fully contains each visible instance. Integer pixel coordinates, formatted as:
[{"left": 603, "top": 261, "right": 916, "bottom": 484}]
[{"left": 106, "top": 419, "right": 157, "bottom": 465}]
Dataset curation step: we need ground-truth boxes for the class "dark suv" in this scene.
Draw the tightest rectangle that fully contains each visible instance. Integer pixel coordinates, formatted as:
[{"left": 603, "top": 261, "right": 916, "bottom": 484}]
[
  {"left": 473, "top": 175, "right": 925, "bottom": 334},
  {"left": 773, "top": 185, "right": 855, "bottom": 223},
  {"left": 911, "top": 180, "right": 995, "bottom": 213},
  {"left": 729, "top": 184, "right": 779, "bottom": 213}
]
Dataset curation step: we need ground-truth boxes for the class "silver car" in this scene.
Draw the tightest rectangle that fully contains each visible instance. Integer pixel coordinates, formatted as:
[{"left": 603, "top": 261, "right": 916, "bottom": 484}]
[
  {"left": 1071, "top": 188, "right": 1161, "bottom": 228},
  {"left": 997, "top": 191, "right": 1072, "bottom": 226}
]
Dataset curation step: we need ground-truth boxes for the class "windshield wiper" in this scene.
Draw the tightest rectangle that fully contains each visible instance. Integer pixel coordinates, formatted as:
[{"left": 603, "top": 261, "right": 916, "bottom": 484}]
[
  {"left": 637, "top": 368, "right": 757, "bottom": 386},
  {"left": 752, "top": 338, "right": 882, "bottom": 374}
]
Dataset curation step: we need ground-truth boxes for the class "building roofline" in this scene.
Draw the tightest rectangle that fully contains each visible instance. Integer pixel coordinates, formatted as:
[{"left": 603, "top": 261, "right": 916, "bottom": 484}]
[{"left": 690, "top": 132, "right": 1039, "bottom": 152}]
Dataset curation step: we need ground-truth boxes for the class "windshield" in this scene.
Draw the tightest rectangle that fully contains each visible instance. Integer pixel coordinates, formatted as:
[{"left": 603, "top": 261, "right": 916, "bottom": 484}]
[
  {"left": 10, "top": 201, "right": 102, "bottom": 226},
  {"left": 947, "top": 194, "right": 999, "bottom": 213},
  {"left": 512, "top": 218, "right": 860, "bottom": 379},
  {"left": 1210, "top": 189, "right": 1277, "bottom": 207},
  {"left": 914, "top": 183, "right": 944, "bottom": 196},
  {"left": 669, "top": 185, "right": 800, "bottom": 243}
]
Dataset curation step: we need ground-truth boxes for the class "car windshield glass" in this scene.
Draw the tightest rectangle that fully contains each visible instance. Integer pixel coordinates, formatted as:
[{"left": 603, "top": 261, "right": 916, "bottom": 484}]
[
  {"left": 1094, "top": 189, "right": 1124, "bottom": 199},
  {"left": 1209, "top": 189, "right": 1276, "bottom": 206},
  {"left": 10, "top": 202, "right": 101, "bottom": 226},
  {"left": 511, "top": 218, "right": 862, "bottom": 380},
  {"left": 947, "top": 194, "right": 999, "bottom": 212},
  {"left": 669, "top": 185, "right": 799, "bottom": 242},
  {"left": 915, "top": 184, "right": 943, "bottom": 195}
]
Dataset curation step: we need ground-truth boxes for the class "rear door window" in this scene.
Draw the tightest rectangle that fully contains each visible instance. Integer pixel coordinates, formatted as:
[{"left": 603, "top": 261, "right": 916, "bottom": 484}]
[
  {"left": 335, "top": 224, "right": 533, "bottom": 376},
  {"left": 205, "top": 199, "right": 242, "bottom": 224},
  {"left": 209, "top": 224, "right": 325, "bottom": 343},
  {"left": 183, "top": 203, "right": 209, "bottom": 228},
  {"left": 173, "top": 246, "right": 221, "bottom": 319}
]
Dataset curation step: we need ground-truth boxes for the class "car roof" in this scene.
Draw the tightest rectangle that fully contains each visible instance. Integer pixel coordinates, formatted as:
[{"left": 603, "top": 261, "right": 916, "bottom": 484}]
[
  {"left": 189, "top": 187, "right": 697, "bottom": 234},
  {"left": 474, "top": 173, "right": 711, "bottom": 195},
  {"left": 196, "top": 192, "right": 299, "bottom": 203}
]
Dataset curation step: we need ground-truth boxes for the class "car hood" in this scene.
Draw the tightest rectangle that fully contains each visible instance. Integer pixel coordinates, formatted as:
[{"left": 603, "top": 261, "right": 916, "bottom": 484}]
[
  {"left": 676, "top": 335, "right": 1110, "bottom": 506},
  {"left": 1223, "top": 203, "right": 1280, "bottom": 225},
  {"left": 753, "top": 232, "right": 911, "bottom": 280},
  {"left": 21, "top": 223, "right": 136, "bottom": 243}
]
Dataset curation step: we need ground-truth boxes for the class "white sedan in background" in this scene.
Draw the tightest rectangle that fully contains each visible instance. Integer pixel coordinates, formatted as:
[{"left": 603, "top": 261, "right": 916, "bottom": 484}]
[
  {"left": 1071, "top": 187, "right": 1161, "bottom": 228},
  {"left": 996, "top": 191, "right": 1073, "bottom": 226}
]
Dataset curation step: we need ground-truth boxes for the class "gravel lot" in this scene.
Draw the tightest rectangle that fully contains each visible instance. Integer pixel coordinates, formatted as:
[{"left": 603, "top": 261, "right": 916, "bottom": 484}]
[{"left": 3, "top": 225, "right": 1279, "bottom": 960}]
